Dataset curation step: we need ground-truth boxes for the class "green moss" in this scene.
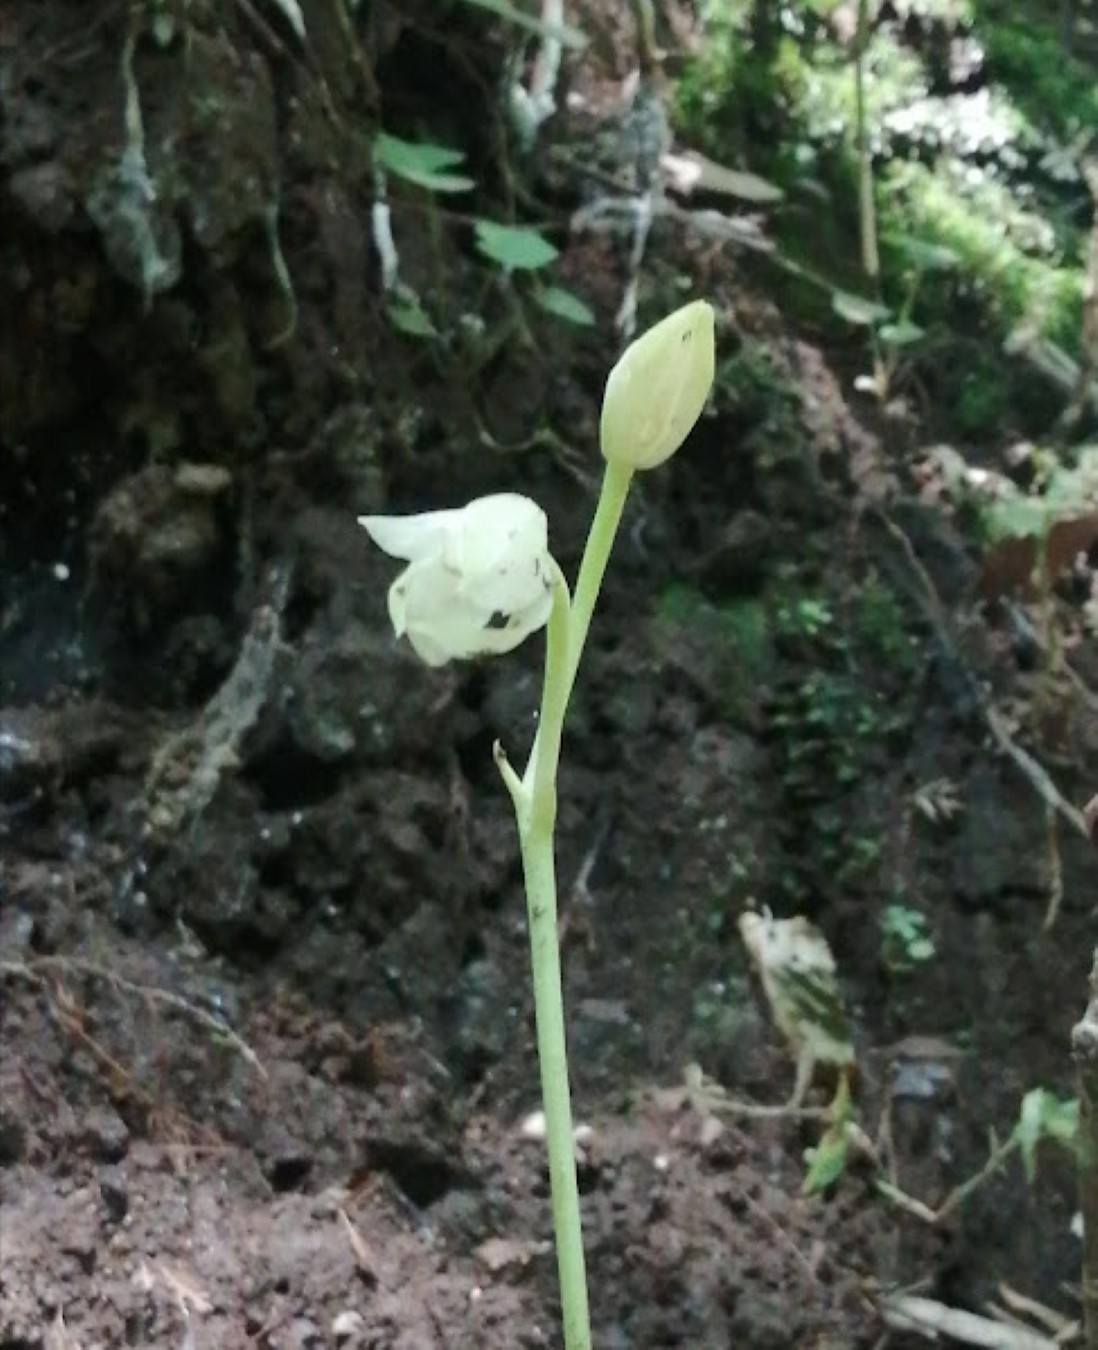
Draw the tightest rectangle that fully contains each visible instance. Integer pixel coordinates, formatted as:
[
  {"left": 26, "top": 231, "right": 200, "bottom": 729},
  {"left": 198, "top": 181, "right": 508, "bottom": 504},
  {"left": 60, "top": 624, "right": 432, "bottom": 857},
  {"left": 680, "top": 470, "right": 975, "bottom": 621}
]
[
  {"left": 977, "top": 9, "right": 1098, "bottom": 138},
  {"left": 655, "top": 586, "right": 774, "bottom": 722},
  {"left": 952, "top": 358, "right": 1010, "bottom": 437},
  {"left": 855, "top": 578, "right": 917, "bottom": 670},
  {"left": 882, "top": 160, "right": 1083, "bottom": 349}
]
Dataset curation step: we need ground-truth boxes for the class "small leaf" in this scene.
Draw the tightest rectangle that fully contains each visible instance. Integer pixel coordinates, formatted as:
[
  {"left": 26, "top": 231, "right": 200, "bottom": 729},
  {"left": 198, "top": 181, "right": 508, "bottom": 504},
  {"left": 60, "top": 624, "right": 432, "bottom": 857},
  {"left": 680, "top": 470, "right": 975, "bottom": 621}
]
[
  {"left": 985, "top": 496, "right": 1047, "bottom": 541},
  {"left": 387, "top": 297, "right": 437, "bottom": 338},
  {"left": 1015, "top": 1089, "right": 1078, "bottom": 1182},
  {"left": 879, "top": 320, "right": 925, "bottom": 347},
  {"left": 457, "top": 0, "right": 587, "bottom": 49},
  {"left": 375, "top": 134, "right": 475, "bottom": 193},
  {"left": 536, "top": 285, "right": 595, "bottom": 326},
  {"left": 887, "top": 233, "right": 961, "bottom": 273},
  {"left": 475, "top": 220, "right": 558, "bottom": 271},
  {"left": 803, "top": 1124, "right": 850, "bottom": 1194},
  {"left": 831, "top": 290, "right": 890, "bottom": 326}
]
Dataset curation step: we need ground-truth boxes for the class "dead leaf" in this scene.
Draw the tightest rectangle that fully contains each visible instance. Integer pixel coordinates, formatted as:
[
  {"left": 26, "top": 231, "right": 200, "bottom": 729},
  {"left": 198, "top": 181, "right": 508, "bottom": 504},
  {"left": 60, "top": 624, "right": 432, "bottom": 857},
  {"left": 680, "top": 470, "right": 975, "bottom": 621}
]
[
  {"left": 978, "top": 512, "right": 1098, "bottom": 600},
  {"left": 475, "top": 1236, "right": 539, "bottom": 1274},
  {"left": 156, "top": 1262, "right": 213, "bottom": 1315},
  {"left": 662, "top": 151, "right": 783, "bottom": 204}
]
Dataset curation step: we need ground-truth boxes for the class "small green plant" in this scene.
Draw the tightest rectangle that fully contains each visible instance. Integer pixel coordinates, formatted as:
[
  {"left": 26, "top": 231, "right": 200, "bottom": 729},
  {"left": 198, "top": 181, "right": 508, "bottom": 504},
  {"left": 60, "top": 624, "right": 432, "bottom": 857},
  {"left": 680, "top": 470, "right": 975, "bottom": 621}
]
[
  {"left": 373, "top": 133, "right": 595, "bottom": 340},
  {"left": 362, "top": 301, "right": 717, "bottom": 1350},
  {"left": 879, "top": 902, "right": 936, "bottom": 973},
  {"left": 778, "top": 595, "right": 834, "bottom": 641}
]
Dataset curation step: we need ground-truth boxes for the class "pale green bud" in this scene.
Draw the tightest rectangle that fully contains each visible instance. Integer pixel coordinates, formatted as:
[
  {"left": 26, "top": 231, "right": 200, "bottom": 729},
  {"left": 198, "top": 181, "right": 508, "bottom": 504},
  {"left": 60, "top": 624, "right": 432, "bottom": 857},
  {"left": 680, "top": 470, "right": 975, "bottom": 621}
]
[{"left": 599, "top": 300, "right": 716, "bottom": 471}]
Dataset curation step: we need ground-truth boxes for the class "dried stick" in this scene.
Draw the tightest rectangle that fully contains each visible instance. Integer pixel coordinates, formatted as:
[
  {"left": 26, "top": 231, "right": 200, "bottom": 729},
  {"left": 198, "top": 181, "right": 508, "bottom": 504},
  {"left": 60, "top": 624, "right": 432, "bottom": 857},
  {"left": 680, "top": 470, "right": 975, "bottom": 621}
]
[{"left": 0, "top": 956, "right": 266, "bottom": 1079}]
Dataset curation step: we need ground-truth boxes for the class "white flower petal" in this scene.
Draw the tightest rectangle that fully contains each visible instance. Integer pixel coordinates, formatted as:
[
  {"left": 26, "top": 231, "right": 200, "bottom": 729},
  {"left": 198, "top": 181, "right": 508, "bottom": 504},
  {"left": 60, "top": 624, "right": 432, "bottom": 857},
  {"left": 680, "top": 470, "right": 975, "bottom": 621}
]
[
  {"left": 450, "top": 495, "right": 553, "bottom": 615},
  {"left": 363, "top": 493, "right": 557, "bottom": 666},
  {"left": 359, "top": 508, "right": 462, "bottom": 563}
]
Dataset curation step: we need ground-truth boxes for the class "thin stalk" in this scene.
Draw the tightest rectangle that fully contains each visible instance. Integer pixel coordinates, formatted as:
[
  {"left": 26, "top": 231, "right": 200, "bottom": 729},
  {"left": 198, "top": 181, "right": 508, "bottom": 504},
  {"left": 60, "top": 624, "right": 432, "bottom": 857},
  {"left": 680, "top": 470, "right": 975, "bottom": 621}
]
[
  {"left": 517, "top": 560, "right": 591, "bottom": 1348},
  {"left": 854, "top": 0, "right": 879, "bottom": 284},
  {"left": 564, "top": 459, "right": 633, "bottom": 702},
  {"left": 504, "top": 464, "right": 638, "bottom": 1348},
  {"left": 523, "top": 459, "right": 634, "bottom": 794},
  {"left": 1074, "top": 951, "right": 1098, "bottom": 1350},
  {"left": 517, "top": 821, "right": 592, "bottom": 1350}
]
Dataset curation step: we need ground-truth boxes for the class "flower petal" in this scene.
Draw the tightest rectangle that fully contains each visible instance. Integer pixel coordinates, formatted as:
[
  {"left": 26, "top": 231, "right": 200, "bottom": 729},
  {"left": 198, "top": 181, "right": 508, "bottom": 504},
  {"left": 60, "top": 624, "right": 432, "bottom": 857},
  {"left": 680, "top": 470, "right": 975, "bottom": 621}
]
[
  {"left": 398, "top": 547, "right": 553, "bottom": 665},
  {"left": 359, "top": 509, "right": 460, "bottom": 563},
  {"left": 364, "top": 494, "right": 557, "bottom": 666},
  {"left": 450, "top": 494, "right": 553, "bottom": 613}
]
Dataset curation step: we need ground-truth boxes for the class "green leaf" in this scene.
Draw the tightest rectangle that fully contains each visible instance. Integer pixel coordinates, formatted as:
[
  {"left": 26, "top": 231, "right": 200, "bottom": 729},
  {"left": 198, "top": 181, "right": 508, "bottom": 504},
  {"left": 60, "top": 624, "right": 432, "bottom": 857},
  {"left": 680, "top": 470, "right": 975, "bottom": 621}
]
[
  {"left": 879, "top": 320, "right": 925, "bottom": 347},
  {"left": 1015, "top": 1089, "right": 1079, "bottom": 1182},
  {"left": 387, "top": 297, "right": 437, "bottom": 338},
  {"left": 475, "top": 220, "right": 558, "bottom": 271},
  {"left": 536, "top": 285, "right": 595, "bottom": 326},
  {"left": 803, "top": 1124, "right": 850, "bottom": 1194},
  {"left": 887, "top": 233, "right": 961, "bottom": 273},
  {"left": 985, "top": 495, "right": 1047, "bottom": 541},
  {"left": 375, "top": 134, "right": 475, "bottom": 193},
  {"left": 831, "top": 290, "right": 891, "bottom": 326},
  {"left": 456, "top": 0, "right": 586, "bottom": 49}
]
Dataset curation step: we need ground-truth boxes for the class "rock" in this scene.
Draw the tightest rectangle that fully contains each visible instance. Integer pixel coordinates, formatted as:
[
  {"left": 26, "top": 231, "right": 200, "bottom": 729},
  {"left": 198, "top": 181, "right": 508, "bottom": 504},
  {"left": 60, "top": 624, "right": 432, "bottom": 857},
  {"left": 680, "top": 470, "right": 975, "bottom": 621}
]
[
  {"left": 90, "top": 464, "right": 234, "bottom": 634},
  {"left": 696, "top": 509, "right": 773, "bottom": 591},
  {"left": 99, "top": 1167, "right": 129, "bottom": 1223},
  {"left": 83, "top": 1105, "right": 129, "bottom": 1163},
  {"left": 331, "top": 1310, "right": 365, "bottom": 1339},
  {"left": 0, "top": 1108, "right": 27, "bottom": 1166},
  {"left": 0, "top": 711, "right": 61, "bottom": 804}
]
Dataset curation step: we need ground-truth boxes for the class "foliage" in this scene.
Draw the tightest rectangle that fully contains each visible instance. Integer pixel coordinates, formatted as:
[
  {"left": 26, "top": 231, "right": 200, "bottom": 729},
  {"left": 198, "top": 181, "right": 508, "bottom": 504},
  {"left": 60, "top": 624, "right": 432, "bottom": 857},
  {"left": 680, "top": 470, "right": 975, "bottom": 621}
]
[
  {"left": 673, "top": 0, "right": 1092, "bottom": 427},
  {"left": 879, "top": 902, "right": 936, "bottom": 974},
  {"left": 474, "top": 220, "right": 559, "bottom": 271},
  {"left": 374, "top": 134, "right": 475, "bottom": 194},
  {"left": 1015, "top": 1088, "right": 1079, "bottom": 1180}
]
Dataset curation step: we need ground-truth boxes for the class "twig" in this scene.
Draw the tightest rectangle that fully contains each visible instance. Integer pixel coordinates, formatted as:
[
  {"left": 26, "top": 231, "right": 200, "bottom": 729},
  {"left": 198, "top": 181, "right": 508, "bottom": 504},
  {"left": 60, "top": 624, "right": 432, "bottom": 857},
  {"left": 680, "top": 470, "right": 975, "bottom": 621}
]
[
  {"left": 878, "top": 511, "right": 1089, "bottom": 844},
  {"left": 881, "top": 1292, "right": 1061, "bottom": 1349},
  {"left": 1045, "top": 804, "right": 1064, "bottom": 932},
  {"left": 144, "top": 571, "right": 289, "bottom": 842},
  {"left": 996, "top": 1284, "right": 1077, "bottom": 1338},
  {"left": 1072, "top": 951, "right": 1098, "bottom": 1350},
  {"left": 0, "top": 956, "right": 266, "bottom": 1079},
  {"left": 876, "top": 1131, "right": 1021, "bottom": 1227}
]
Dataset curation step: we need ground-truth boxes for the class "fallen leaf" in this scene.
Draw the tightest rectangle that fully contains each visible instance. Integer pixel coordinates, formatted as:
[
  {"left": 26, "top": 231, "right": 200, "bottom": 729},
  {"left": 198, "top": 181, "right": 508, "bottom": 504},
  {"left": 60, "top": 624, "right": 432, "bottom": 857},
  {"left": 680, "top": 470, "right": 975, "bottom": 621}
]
[
  {"left": 979, "top": 512, "right": 1098, "bottom": 599},
  {"left": 662, "top": 151, "right": 783, "bottom": 204}
]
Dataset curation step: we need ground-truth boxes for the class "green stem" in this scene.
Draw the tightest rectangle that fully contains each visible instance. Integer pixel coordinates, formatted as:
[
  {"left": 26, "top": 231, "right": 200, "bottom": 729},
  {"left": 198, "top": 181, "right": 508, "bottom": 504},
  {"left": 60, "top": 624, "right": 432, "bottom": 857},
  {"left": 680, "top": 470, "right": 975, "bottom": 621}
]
[
  {"left": 521, "top": 566, "right": 591, "bottom": 1348},
  {"left": 566, "top": 459, "right": 634, "bottom": 698},
  {"left": 854, "top": 0, "right": 879, "bottom": 284},
  {"left": 523, "top": 460, "right": 634, "bottom": 796},
  {"left": 517, "top": 820, "right": 592, "bottom": 1350},
  {"left": 500, "top": 462, "right": 637, "bottom": 1348}
]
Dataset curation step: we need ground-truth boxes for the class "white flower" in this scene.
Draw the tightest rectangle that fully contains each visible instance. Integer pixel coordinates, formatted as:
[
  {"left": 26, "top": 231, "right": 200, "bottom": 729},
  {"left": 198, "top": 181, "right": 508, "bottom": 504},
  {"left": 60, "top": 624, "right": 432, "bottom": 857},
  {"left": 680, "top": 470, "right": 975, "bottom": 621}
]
[
  {"left": 359, "top": 493, "right": 556, "bottom": 667},
  {"left": 600, "top": 300, "right": 716, "bottom": 471}
]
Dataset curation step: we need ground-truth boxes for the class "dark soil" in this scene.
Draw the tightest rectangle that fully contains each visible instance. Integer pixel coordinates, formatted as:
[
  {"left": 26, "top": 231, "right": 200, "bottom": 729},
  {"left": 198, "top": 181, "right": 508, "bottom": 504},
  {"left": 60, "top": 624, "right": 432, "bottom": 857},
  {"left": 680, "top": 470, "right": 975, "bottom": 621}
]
[{"left": 1, "top": 2, "right": 1095, "bottom": 1347}]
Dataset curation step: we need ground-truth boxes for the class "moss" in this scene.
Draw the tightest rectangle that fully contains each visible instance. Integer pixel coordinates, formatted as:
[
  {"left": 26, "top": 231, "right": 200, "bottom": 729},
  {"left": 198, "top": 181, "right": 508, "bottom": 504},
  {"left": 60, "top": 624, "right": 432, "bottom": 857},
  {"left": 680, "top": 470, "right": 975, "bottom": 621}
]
[
  {"left": 881, "top": 160, "right": 1083, "bottom": 347},
  {"left": 655, "top": 586, "right": 774, "bottom": 722},
  {"left": 956, "top": 371, "right": 1010, "bottom": 439},
  {"left": 854, "top": 577, "right": 917, "bottom": 670},
  {"left": 977, "top": 8, "right": 1098, "bottom": 138}
]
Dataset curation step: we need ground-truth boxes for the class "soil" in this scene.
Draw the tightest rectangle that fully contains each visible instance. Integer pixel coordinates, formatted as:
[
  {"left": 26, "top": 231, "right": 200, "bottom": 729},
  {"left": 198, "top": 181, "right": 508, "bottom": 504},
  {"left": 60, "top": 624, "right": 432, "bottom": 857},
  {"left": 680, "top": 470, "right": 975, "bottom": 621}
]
[{"left": 1, "top": 2, "right": 1095, "bottom": 1348}]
